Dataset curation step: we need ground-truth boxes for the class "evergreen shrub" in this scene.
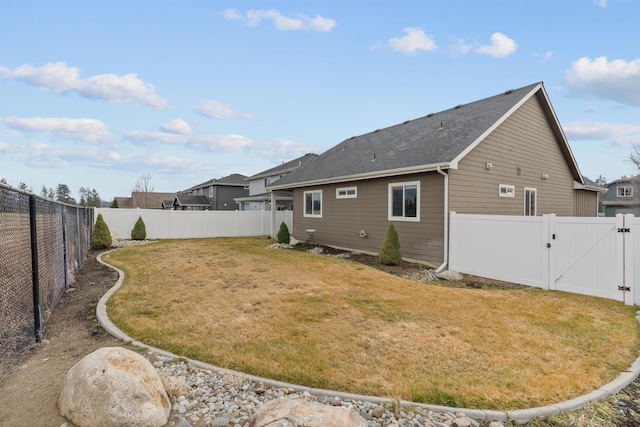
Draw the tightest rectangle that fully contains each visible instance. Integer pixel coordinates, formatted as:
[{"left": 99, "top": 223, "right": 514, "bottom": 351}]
[
  {"left": 91, "top": 213, "right": 112, "bottom": 249},
  {"left": 378, "top": 223, "right": 402, "bottom": 265},
  {"left": 277, "top": 222, "right": 290, "bottom": 244},
  {"left": 131, "top": 216, "right": 147, "bottom": 240}
]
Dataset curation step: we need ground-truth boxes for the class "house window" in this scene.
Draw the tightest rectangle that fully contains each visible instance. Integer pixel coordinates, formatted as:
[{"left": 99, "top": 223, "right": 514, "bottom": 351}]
[
  {"left": 388, "top": 181, "right": 419, "bottom": 221},
  {"left": 617, "top": 186, "right": 633, "bottom": 197},
  {"left": 499, "top": 184, "right": 515, "bottom": 198},
  {"left": 209, "top": 186, "right": 214, "bottom": 197},
  {"left": 304, "top": 190, "right": 322, "bottom": 218},
  {"left": 336, "top": 186, "right": 357, "bottom": 199},
  {"left": 524, "top": 187, "right": 537, "bottom": 216}
]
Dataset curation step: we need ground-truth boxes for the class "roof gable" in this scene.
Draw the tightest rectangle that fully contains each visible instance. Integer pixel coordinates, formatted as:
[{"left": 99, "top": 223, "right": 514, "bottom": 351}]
[
  {"left": 249, "top": 153, "right": 318, "bottom": 180},
  {"left": 184, "top": 173, "right": 248, "bottom": 192},
  {"left": 270, "top": 82, "right": 583, "bottom": 189}
]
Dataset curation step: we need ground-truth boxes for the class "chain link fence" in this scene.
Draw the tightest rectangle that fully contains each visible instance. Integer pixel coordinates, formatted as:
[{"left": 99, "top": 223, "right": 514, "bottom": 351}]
[{"left": 0, "top": 184, "right": 93, "bottom": 384}]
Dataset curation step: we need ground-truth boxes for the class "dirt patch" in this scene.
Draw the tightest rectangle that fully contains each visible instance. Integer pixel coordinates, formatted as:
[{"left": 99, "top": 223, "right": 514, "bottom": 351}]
[
  {"left": 291, "top": 242, "right": 528, "bottom": 290},
  {"left": 0, "top": 250, "right": 124, "bottom": 427}
]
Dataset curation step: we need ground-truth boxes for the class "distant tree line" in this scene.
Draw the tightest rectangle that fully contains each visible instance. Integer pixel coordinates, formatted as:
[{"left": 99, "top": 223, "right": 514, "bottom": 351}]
[{"left": 0, "top": 178, "right": 101, "bottom": 207}]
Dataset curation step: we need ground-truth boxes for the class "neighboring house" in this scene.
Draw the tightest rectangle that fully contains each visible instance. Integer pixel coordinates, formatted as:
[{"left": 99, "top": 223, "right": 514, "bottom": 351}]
[
  {"left": 234, "top": 153, "right": 317, "bottom": 211},
  {"left": 268, "top": 82, "right": 602, "bottom": 266},
  {"left": 113, "top": 192, "right": 176, "bottom": 209},
  {"left": 174, "top": 173, "right": 249, "bottom": 210},
  {"left": 601, "top": 176, "right": 640, "bottom": 217}
]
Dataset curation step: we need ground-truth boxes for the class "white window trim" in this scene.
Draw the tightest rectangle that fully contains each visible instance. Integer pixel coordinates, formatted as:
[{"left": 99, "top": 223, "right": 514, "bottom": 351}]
[
  {"left": 617, "top": 186, "right": 633, "bottom": 197},
  {"left": 303, "top": 190, "right": 322, "bottom": 218},
  {"left": 388, "top": 181, "right": 420, "bottom": 222},
  {"left": 499, "top": 184, "right": 515, "bottom": 198},
  {"left": 524, "top": 187, "right": 537, "bottom": 216},
  {"left": 336, "top": 186, "right": 357, "bottom": 199}
]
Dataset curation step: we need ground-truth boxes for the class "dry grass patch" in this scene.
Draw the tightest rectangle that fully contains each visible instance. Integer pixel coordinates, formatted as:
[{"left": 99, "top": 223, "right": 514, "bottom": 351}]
[{"left": 103, "top": 237, "right": 640, "bottom": 410}]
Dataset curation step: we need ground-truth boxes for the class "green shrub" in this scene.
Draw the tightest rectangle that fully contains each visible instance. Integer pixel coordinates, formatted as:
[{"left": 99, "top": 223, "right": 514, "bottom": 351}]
[
  {"left": 91, "top": 213, "right": 112, "bottom": 249},
  {"left": 378, "top": 223, "right": 402, "bottom": 265},
  {"left": 131, "top": 216, "right": 147, "bottom": 240},
  {"left": 110, "top": 198, "right": 119, "bottom": 208},
  {"left": 277, "top": 222, "right": 290, "bottom": 244}
]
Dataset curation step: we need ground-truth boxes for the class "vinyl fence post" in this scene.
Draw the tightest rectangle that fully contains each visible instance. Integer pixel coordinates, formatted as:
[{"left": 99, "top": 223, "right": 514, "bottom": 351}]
[
  {"left": 623, "top": 214, "right": 635, "bottom": 306},
  {"left": 29, "top": 195, "right": 42, "bottom": 343}
]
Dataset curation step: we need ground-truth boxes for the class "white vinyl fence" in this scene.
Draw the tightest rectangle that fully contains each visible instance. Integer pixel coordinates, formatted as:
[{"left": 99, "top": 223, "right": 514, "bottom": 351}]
[
  {"left": 95, "top": 208, "right": 293, "bottom": 240},
  {"left": 449, "top": 212, "right": 638, "bottom": 305}
]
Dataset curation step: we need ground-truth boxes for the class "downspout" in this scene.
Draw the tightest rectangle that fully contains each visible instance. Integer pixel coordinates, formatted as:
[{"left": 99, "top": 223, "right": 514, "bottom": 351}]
[{"left": 435, "top": 167, "right": 449, "bottom": 273}]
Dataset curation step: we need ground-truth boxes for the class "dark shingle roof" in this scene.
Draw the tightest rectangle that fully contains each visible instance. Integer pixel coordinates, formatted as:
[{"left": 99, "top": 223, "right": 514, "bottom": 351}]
[
  {"left": 269, "top": 82, "right": 570, "bottom": 189},
  {"left": 184, "top": 173, "right": 248, "bottom": 192},
  {"left": 174, "top": 195, "right": 211, "bottom": 207},
  {"left": 248, "top": 153, "right": 318, "bottom": 180}
]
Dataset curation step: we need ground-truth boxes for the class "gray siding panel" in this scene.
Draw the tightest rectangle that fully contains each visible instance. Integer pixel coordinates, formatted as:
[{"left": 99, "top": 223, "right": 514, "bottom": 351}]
[
  {"left": 574, "top": 190, "right": 598, "bottom": 216},
  {"left": 449, "top": 95, "right": 575, "bottom": 216},
  {"left": 292, "top": 173, "right": 444, "bottom": 265}
]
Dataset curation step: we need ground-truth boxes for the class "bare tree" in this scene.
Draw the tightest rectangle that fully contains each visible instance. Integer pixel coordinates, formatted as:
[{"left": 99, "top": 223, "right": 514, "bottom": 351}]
[
  {"left": 631, "top": 145, "right": 640, "bottom": 174},
  {"left": 132, "top": 172, "right": 155, "bottom": 193},
  {"left": 630, "top": 144, "right": 640, "bottom": 195},
  {"left": 132, "top": 173, "right": 155, "bottom": 208}
]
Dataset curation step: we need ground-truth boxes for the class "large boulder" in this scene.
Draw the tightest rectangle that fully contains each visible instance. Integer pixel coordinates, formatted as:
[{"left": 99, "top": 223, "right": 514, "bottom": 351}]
[
  {"left": 249, "top": 398, "right": 368, "bottom": 427},
  {"left": 58, "top": 347, "right": 170, "bottom": 427}
]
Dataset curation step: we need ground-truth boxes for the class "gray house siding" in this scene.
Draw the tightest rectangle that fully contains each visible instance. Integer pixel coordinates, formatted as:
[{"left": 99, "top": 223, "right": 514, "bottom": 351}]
[
  {"left": 292, "top": 172, "right": 445, "bottom": 265},
  {"left": 448, "top": 95, "right": 575, "bottom": 216},
  {"left": 216, "top": 186, "right": 246, "bottom": 210},
  {"left": 574, "top": 190, "right": 598, "bottom": 216}
]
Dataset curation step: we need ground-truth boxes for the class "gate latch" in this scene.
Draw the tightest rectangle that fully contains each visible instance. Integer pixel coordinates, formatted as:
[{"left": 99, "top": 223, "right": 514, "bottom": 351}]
[
  {"left": 618, "top": 286, "right": 631, "bottom": 292},
  {"left": 618, "top": 228, "right": 631, "bottom": 233}
]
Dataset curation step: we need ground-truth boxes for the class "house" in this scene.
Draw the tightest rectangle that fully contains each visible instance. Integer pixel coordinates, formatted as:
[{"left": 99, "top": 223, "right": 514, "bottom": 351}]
[
  {"left": 267, "top": 82, "right": 602, "bottom": 267},
  {"left": 113, "top": 192, "right": 176, "bottom": 209},
  {"left": 601, "top": 176, "right": 640, "bottom": 217},
  {"left": 174, "top": 173, "right": 249, "bottom": 210},
  {"left": 234, "top": 153, "right": 317, "bottom": 211}
]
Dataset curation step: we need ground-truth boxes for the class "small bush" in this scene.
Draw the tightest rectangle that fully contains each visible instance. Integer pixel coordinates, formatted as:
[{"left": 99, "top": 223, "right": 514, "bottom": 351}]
[
  {"left": 91, "top": 213, "right": 112, "bottom": 249},
  {"left": 378, "top": 223, "right": 402, "bottom": 265},
  {"left": 110, "top": 198, "right": 119, "bottom": 208},
  {"left": 277, "top": 222, "right": 290, "bottom": 244},
  {"left": 131, "top": 216, "right": 146, "bottom": 240}
]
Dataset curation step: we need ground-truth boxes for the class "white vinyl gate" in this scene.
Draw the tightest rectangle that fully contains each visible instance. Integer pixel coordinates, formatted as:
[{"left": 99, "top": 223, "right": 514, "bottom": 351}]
[
  {"left": 449, "top": 213, "right": 637, "bottom": 305},
  {"left": 550, "top": 216, "right": 630, "bottom": 303}
]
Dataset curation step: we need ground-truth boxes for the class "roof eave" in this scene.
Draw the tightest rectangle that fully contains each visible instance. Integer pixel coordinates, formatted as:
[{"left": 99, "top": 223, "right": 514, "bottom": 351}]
[
  {"left": 573, "top": 181, "right": 607, "bottom": 193},
  {"left": 267, "top": 162, "right": 452, "bottom": 190}
]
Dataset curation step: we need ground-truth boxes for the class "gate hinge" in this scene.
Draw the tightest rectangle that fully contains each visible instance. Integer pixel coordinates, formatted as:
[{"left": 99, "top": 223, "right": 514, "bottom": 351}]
[
  {"left": 618, "top": 285, "right": 631, "bottom": 292},
  {"left": 618, "top": 228, "right": 631, "bottom": 233}
]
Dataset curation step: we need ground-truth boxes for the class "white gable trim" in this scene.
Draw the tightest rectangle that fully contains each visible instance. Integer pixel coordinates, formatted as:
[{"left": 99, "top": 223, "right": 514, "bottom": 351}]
[{"left": 449, "top": 83, "right": 542, "bottom": 169}]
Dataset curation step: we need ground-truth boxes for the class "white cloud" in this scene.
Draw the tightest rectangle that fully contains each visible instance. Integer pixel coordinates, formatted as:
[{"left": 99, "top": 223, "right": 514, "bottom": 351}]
[
  {"left": 474, "top": 32, "right": 517, "bottom": 58},
  {"left": 4, "top": 116, "right": 113, "bottom": 144},
  {"left": 224, "top": 8, "right": 336, "bottom": 32},
  {"left": 123, "top": 129, "right": 256, "bottom": 151},
  {"left": 196, "top": 99, "right": 255, "bottom": 119},
  {"left": 594, "top": 0, "right": 608, "bottom": 8},
  {"left": 449, "top": 37, "right": 472, "bottom": 56},
  {"left": 160, "top": 118, "right": 192, "bottom": 135},
  {"left": 123, "top": 130, "right": 187, "bottom": 146},
  {"left": 542, "top": 51, "right": 553, "bottom": 62},
  {"left": 0, "top": 139, "right": 217, "bottom": 175},
  {"left": 565, "top": 56, "right": 640, "bottom": 107},
  {"left": 0, "top": 62, "right": 170, "bottom": 109},
  {"left": 563, "top": 121, "right": 640, "bottom": 148},
  {"left": 384, "top": 28, "right": 437, "bottom": 54}
]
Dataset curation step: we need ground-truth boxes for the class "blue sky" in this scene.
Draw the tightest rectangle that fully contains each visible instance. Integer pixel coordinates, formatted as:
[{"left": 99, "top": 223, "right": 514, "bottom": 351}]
[{"left": 1, "top": 0, "right": 639, "bottom": 201}]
